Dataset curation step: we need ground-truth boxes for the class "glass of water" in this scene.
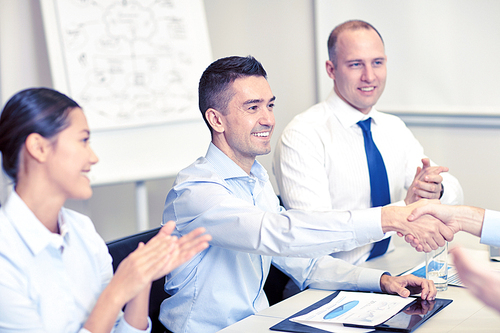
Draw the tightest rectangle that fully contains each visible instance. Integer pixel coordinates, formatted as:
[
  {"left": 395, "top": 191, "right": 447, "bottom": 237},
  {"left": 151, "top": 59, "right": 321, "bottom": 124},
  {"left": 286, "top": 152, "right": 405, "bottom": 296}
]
[{"left": 425, "top": 242, "right": 448, "bottom": 291}]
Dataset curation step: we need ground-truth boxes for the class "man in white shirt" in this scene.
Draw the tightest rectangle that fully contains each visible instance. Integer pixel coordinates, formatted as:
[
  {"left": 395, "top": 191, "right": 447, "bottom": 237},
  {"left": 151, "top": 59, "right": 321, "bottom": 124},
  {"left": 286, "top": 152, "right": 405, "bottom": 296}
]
[
  {"left": 273, "top": 19, "right": 463, "bottom": 296},
  {"left": 274, "top": 20, "right": 463, "bottom": 265}
]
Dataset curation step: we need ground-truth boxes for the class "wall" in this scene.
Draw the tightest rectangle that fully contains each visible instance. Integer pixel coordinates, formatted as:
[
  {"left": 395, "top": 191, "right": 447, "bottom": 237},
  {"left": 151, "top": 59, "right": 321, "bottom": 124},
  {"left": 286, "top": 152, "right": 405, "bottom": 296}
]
[{"left": 1, "top": 0, "right": 499, "bottom": 243}]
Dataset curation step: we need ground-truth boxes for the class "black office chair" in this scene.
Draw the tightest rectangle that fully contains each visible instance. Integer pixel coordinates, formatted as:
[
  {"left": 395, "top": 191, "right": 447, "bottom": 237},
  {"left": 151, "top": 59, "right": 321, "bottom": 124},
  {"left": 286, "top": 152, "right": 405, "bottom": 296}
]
[{"left": 106, "top": 227, "right": 171, "bottom": 333}]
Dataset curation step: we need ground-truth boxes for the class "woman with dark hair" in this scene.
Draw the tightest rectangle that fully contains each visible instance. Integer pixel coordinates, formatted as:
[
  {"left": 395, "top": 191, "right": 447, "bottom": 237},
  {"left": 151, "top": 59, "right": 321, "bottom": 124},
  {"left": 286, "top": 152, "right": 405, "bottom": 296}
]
[{"left": 0, "top": 88, "right": 211, "bottom": 332}]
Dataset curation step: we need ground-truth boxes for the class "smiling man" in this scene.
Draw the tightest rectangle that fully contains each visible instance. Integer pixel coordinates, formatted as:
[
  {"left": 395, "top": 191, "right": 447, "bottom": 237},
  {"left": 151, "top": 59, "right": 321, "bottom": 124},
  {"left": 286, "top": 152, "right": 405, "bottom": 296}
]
[
  {"left": 159, "top": 55, "right": 450, "bottom": 332},
  {"left": 273, "top": 20, "right": 464, "bottom": 276}
]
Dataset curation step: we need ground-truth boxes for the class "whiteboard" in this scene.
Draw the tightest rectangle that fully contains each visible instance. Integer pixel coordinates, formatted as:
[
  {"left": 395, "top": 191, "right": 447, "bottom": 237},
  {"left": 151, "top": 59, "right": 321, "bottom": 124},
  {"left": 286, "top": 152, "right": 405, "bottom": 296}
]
[
  {"left": 40, "top": 0, "right": 212, "bottom": 185},
  {"left": 315, "top": 0, "right": 500, "bottom": 116}
]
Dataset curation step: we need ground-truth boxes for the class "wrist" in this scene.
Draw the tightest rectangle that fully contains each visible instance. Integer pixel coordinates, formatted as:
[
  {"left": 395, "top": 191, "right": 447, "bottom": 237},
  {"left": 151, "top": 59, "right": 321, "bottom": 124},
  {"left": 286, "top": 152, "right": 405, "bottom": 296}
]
[
  {"left": 459, "top": 206, "right": 485, "bottom": 237},
  {"left": 379, "top": 272, "right": 392, "bottom": 293},
  {"left": 381, "top": 206, "right": 405, "bottom": 234}
]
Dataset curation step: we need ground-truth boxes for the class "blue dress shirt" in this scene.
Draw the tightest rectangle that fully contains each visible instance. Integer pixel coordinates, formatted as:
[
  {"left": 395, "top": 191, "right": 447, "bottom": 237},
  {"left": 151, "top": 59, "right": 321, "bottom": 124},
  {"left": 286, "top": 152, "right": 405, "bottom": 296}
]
[
  {"left": 0, "top": 191, "right": 150, "bottom": 333},
  {"left": 160, "top": 144, "right": 386, "bottom": 332}
]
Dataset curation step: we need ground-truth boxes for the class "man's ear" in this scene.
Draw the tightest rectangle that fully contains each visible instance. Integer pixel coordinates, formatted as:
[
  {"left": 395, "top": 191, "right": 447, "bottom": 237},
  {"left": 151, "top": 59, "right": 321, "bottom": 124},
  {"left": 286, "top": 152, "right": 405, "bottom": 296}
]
[
  {"left": 205, "top": 108, "right": 225, "bottom": 134},
  {"left": 24, "top": 133, "right": 51, "bottom": 163},
  {"left": 325, "top": 60, "right": 336, "bottom": 80}
]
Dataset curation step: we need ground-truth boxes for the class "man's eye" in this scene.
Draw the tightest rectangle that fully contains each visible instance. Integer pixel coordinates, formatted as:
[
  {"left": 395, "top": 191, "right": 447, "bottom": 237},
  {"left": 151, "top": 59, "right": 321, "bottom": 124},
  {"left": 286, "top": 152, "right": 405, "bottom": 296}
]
[{"left": 268, "top": 103, "right": 275, "bottom": 109}]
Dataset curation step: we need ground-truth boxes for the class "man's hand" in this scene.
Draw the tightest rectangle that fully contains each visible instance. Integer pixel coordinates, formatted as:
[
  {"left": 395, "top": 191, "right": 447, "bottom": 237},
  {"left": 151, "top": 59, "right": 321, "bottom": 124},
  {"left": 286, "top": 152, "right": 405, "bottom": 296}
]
[
  {"left": 405, "top": 203, "right": 485, "bottom": 248},
  {"left": 382, "top": 200, "right": 454, "bottom": 252},
  {"left": 407, "top": 202, "right": 461, "bottom": 234},
  {"left": 405, "top": 158, "right": 448, "bottom": 205},
  {"left": 380, "top": 274, "right": 437, "bottom": 300},
  {"left": 450, "top": 246, "right": 500, "bottom": 313}
]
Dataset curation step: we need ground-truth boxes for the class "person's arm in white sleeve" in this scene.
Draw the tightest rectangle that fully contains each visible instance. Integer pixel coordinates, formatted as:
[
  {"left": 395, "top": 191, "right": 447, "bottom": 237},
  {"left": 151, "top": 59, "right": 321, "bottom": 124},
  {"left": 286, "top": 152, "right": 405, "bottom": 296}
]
[{"left": 273, "top": 124, "right": 332, "bottom": 211}]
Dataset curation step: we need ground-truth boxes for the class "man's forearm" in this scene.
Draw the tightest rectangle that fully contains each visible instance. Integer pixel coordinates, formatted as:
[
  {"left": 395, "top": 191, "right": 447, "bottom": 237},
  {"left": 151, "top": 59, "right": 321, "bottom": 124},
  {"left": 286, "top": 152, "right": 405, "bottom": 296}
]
[{"left": 455, "top": 206, "right": 485, "bottom": 237}]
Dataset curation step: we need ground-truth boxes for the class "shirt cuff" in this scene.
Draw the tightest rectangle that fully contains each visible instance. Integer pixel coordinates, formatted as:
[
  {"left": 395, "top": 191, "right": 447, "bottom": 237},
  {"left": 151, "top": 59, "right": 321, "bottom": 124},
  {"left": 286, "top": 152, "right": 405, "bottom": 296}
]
[
  {"left": 350, "top": 207, "right": 385, "bottom": 246},
  {"left": 391, "top": 200, "right": 406, "bottom": 207},
  {"left": 356, "top": 268, "right": 388, "bottom": 293},
  {"left": 481, "top": 209, "right": 500, "bottom": 247},
  {"left": 115, "top": 315, "right": 152, "bottom": 333}
]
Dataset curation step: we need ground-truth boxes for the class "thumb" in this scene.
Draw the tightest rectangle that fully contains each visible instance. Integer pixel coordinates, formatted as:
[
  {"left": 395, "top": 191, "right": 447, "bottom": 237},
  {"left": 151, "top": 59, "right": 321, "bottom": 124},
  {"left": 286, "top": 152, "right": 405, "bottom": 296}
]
[{"left": 396, "top": 286, "right": 411, "bottom": 298}]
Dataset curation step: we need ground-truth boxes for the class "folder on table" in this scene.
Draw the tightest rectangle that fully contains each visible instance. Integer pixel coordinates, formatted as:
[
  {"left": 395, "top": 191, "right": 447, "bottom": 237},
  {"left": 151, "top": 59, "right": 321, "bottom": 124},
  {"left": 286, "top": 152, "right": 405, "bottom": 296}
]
[{"left": 270, "top": 291, "right": 452, "bottom": 333}]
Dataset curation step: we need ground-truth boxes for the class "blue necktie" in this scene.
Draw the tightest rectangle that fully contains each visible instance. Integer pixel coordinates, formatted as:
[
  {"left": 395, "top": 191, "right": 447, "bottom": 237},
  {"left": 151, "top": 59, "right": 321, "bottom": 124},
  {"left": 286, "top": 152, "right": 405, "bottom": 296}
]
[{"left": 357, "top": 118, "right": 391, "bottom": 260}]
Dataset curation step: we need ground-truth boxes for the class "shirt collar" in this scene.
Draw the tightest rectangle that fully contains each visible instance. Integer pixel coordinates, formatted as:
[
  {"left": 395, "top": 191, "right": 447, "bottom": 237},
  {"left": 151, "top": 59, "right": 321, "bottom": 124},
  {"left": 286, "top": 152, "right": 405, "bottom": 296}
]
[
  {"left": 3, "top": 191, "right": 68, "bottom": 256},
  {"left": 325, "top": 89, "right": 382, "bottom": 129},
  {"left": 205, "top": 143, "right": 269, "bottom": 183}
]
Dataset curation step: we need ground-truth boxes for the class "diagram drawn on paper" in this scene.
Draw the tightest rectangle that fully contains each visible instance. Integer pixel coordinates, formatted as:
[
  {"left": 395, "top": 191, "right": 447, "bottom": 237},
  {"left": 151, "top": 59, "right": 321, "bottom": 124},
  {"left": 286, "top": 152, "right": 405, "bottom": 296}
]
[{"left": 51, "top": 0, "right": 212, "bottom": 130}]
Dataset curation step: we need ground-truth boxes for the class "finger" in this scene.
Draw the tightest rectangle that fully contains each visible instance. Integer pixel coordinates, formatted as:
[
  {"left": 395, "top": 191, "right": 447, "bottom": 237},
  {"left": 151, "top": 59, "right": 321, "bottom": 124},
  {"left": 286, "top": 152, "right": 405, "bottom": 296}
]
[
  {"left": 177, "top": 227, "right": 207, "bottom": 246},
  {"left": 178, "top": 232, "right": 211, "bottom": 256},
  {"left": 160, "top": 221, "right": 177, "bottom": 236},
  {"left": 419, "top": 278, "right": 436, "bottom": 300},
  {"left": 423, "top": 173, "right": 444, "bottom": 184},
  {"left": 428, "top": 280, "right": 437, "bottom": 300},
  {"left": 412, "top": 188, "right": 439, "bottom": 200},
  {"left": 408, "top": 207, "right": 427, "bottom": 221},
  {"left": 390, "top": 280, "right": 410, "bottom": 298},
  {"left": 421, "top": 165, "right": 448, "bottom": 175},
  {"left": 408, "top": 203, "right": 435, "bottom": 222},
  {"left": 179, "top": 235, "right": 211, "bottom": 255},
  {"left": 439, "top": 224, "right": 454, "bottom": 242},
  {"left": 405, "top": 234, "right": 415, "bottom": 243},
  {"left": 413, "top": 181, "right": 440, "bottom": 193},
  {"left": 414, "top": 166, "right": 422, "bottom": 178},
  {"left": 407, "top": 238, "right": 424, "bottom": 252},
  {"left": 421, "top": 158, "right": 431, "bottom": 168}
]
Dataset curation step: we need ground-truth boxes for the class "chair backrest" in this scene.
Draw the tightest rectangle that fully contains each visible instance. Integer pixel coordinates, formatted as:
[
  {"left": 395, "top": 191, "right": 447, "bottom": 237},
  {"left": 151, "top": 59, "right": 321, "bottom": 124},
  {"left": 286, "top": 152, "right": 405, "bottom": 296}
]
[{"left": 106, "top": 227, "right": 170, "bottom": 333}]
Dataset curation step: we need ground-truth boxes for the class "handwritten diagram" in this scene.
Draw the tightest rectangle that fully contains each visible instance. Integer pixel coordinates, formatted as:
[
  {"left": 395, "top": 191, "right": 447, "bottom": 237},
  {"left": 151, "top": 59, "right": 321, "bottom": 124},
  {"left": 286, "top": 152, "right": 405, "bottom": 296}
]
[{"left": 51, "top": 0, "right": 212, "bottom": 130}]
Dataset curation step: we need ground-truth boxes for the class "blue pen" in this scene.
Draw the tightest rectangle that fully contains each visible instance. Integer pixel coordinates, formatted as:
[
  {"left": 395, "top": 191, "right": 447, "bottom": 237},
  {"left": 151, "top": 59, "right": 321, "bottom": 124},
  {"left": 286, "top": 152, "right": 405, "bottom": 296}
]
[{"left": 323, "top": 300, "right": 359, "bottom": 319}]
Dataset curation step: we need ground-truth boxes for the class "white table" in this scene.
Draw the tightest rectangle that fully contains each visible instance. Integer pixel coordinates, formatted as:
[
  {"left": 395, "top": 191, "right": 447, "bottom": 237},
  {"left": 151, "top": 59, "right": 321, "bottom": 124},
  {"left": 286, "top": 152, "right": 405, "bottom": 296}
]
[{"left": 219, "top": 233, "right": 500, "bottom": 332}]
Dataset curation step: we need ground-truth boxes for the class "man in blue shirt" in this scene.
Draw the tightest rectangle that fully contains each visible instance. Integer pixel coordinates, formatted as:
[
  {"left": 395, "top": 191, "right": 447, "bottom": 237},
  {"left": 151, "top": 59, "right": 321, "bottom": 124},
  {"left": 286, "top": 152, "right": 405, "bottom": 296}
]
[{"left": 159, "top": 56, "right": 452, "bottom": 332}]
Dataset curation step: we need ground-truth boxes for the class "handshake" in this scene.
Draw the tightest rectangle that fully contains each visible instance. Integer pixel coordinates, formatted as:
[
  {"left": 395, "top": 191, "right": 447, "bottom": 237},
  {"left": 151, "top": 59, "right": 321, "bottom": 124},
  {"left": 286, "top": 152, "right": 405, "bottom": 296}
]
[{"left": 382, "top": 199, "right": 484, "bottom": 252}]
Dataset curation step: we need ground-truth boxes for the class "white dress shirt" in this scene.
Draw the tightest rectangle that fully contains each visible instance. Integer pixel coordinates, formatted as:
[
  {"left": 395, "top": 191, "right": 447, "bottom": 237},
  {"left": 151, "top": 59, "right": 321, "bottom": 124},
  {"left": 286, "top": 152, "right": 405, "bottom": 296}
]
[
  {"left": 160, "top": 143, "right": 387, "bottom": 333},
  {"left": 0, "top": 191, "right": 150, "bottom": 333},
  {"left": 273, "top": 90, "right": 463, "bottom": 264}
]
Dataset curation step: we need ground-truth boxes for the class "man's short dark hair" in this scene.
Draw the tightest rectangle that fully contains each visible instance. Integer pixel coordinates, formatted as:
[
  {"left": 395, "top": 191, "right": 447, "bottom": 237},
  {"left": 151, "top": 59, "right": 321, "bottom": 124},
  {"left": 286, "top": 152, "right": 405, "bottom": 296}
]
[
  {"left": 327, "top": 20, "right": 384, "bottom": 68},
  {"left": 198, "top": 55, "right": 267, "bottom": 131}
]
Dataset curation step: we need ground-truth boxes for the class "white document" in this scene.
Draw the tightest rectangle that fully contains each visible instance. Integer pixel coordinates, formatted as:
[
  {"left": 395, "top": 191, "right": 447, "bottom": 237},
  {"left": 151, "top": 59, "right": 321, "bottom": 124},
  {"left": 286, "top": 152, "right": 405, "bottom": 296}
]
[{"left": 291, "top": 291, "right": 414, "bottom": 328}]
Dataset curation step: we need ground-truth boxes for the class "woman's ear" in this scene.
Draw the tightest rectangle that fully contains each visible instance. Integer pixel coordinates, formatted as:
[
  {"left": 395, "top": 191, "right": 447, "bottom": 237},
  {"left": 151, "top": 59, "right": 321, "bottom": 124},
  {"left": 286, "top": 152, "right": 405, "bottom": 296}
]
[
  {"left": 24, "top": 133, "right": 51, "bottom": 163},
  {"left": 205, "top": 108, "right": 225, "bottom": 134}
]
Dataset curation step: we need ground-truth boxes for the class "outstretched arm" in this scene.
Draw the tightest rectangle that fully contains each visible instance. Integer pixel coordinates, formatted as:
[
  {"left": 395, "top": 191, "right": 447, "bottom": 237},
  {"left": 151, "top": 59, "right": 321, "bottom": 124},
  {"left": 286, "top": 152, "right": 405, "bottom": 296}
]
[
  {"left": 84, "top": 222, "right": 211, "bottom": 333},
  {"left": 405, "top": 158, "right": 448, "bottom": 204},
  {"left": 450, "top": 246, "right": 500, "bottom": 313}
]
